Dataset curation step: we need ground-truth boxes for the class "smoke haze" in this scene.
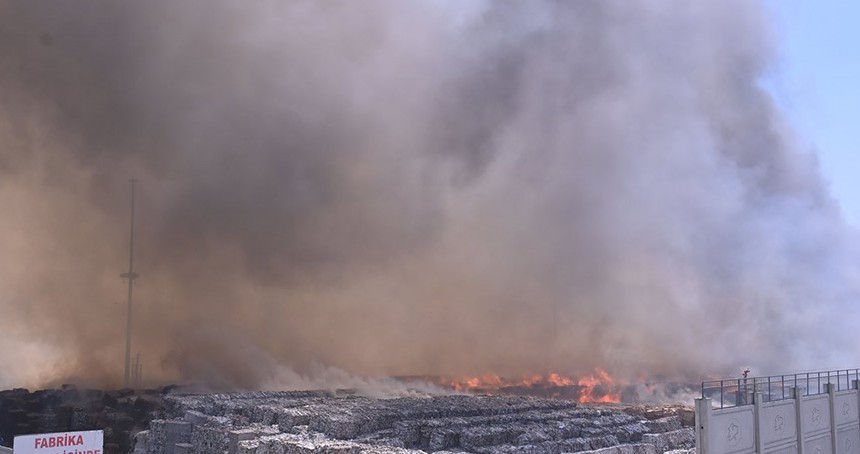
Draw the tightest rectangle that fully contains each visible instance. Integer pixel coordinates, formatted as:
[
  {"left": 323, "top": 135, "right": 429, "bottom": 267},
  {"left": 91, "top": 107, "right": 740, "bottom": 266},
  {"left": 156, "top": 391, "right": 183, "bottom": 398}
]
[{"left": 1, "top": 0, "right": 858, "bottom": 390}]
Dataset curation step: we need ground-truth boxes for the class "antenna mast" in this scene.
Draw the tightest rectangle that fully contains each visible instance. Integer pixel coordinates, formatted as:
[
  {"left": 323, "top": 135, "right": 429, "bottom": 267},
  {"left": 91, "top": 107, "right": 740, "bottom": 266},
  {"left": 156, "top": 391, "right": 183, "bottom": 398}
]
[{"left": 121, "top": 179, "right": 139, "bottom": 388}]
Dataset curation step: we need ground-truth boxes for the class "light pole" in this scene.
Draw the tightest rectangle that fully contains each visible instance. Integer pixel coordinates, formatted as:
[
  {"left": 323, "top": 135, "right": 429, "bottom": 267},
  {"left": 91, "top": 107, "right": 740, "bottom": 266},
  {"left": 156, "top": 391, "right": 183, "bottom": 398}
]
[{"left": 121, "top": 179, "right": 139, "bottom": 388}]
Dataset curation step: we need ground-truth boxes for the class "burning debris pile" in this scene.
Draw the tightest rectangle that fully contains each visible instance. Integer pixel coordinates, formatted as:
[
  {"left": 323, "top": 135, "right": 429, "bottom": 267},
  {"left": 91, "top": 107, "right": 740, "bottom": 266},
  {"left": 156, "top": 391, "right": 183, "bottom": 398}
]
[
  {"left": 436, "top": 370, "right": 623, "bottom": 403},
  {"left": 433, "top": 371, "right": 697, "bottom": 405},
  {"left": 134, "top": 391, "right": 695, "bottom": 454},
  {"left": 0, "top": 378, "right": 697, "bottom": 454}
]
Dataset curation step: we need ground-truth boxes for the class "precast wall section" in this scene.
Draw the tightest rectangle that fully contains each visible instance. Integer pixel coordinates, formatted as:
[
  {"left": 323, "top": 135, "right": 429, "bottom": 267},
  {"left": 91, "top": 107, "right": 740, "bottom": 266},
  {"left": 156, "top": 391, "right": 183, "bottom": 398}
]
[
  {"left": 697, "top": 382, "right": 860, "bottom": 454},
  {"left": 758, "top": 398, "right": 797, "bottom": 454},
  {"left": 831, "top": 389, "right": 860, "bottom": 454},
  {"left": 697, "top": 400, "right": 757, "bottom": 454}
]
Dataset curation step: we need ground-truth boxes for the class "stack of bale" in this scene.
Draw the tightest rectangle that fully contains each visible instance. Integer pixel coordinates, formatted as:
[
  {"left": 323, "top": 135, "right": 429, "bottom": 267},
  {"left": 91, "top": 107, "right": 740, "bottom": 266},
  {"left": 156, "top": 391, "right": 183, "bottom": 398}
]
[
  {"left": 1, "top": 387, "right": 696, "bottom": 454},
  {"left": 137, "top": 392, "right": 695, "bottom": 454}
]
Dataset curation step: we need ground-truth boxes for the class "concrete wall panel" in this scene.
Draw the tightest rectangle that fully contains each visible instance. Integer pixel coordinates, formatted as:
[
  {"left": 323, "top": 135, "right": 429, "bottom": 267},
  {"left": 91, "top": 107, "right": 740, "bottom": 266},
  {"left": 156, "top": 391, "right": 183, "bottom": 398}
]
[
  {"left": 763, "top": 444, "right": 798, "bottom": 454},
  {"left": 834, "top": 391, "right": 859, "bottom": 427},
  {"left": 711, "top": 406, "right": 757, "bottom": 454},
  {"left": 761, "top": 400, "right": 797, "bottom": 447},
  {"left": 804, "top": 433, "right": 833, "bottom": 454},
  {"left": 802, "top": 395, "right": 832, "bottom": 437},
  {"left": 837, "top": 427, "right": 860, "bottom": 454}
]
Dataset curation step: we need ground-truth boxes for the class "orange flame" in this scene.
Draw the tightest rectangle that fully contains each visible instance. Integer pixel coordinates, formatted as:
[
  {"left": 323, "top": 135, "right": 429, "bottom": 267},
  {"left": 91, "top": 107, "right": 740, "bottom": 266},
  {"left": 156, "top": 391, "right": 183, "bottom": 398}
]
[
  {"left": 548, "top": 372, "right": 575, "bottom": 387},
  {"left": 439, "top": 368, "right": 623, "bottom": 403},
  {"left": 453, "top": 373, "right": 503, "bottom": 392},
  {"left": 576, "top": 368, "right": 622, "bottom": 403}
]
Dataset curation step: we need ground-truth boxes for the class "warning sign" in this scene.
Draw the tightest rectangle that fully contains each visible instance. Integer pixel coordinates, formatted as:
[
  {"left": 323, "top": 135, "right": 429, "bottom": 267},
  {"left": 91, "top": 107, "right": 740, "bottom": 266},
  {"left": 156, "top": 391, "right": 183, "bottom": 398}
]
[{"left": 13, "top": 430, "right": 103, "bottom": 454}]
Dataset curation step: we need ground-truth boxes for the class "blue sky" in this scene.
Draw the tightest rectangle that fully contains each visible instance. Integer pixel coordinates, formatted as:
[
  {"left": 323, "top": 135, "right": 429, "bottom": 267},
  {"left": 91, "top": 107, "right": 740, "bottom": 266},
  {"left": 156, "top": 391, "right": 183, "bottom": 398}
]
[{"left": 767, "top": 1, "right": 860, "bottom": 227}]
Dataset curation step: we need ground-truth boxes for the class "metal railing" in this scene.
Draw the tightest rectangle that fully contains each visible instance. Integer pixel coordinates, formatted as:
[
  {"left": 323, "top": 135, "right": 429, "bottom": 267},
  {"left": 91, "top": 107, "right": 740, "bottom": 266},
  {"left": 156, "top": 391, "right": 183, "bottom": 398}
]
[{"left": 701, "top": 369, "right": 860, "bottom": 408}]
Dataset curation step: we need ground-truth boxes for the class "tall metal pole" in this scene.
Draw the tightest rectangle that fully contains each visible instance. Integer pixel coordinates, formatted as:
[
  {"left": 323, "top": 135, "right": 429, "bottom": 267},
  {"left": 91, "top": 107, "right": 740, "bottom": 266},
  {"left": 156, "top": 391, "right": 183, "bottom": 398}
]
[{"left": 121, "top": 179, "right": 139, "bottom": 388}]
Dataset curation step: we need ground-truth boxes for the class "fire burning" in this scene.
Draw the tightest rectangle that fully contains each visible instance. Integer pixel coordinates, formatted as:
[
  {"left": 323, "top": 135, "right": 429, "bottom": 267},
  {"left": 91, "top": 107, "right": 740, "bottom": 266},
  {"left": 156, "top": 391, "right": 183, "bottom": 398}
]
[
  {"left": 438, "top": 368, "right": 623, "bottom": 404},
  {"left": 576, "top": 368, "right": 622, "bottom": 403}
]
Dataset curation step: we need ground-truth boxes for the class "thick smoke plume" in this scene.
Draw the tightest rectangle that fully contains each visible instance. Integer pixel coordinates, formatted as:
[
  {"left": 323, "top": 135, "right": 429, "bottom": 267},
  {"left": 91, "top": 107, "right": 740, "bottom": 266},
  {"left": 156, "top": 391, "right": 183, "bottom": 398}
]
[{"left": 1, "top": 0, "right": 858, "bottom": 391}]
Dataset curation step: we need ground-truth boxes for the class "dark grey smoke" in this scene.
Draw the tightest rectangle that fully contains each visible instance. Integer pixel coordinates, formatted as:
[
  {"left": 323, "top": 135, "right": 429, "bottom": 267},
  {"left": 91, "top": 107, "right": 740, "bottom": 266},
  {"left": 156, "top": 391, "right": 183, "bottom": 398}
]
[{"left": 0, "top": 0, "right": 857, "bottom": 390}]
